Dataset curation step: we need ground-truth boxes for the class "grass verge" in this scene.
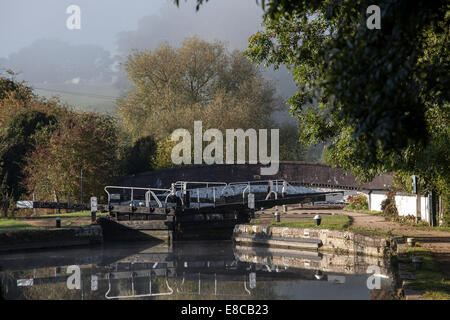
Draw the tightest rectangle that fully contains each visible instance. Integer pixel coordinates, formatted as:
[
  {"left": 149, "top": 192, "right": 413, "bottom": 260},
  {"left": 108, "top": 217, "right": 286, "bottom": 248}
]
[
  {"left": 343, "top": 207, "right": 382, "bottom": 215},
  {"left": 269, "top": 214, "right": 351, "bottom": 230},
  {"left": 405, "top": 246, "right": 450, "bottom": 300},
  {"left": 0, "top": 218, "right": 42, "bottom": 233},
  {"left": 18, "top": 211, "right": 109, "bottom": 219},
  {"left": 253, "top": 214, "right": 395, "bottom": 237}
]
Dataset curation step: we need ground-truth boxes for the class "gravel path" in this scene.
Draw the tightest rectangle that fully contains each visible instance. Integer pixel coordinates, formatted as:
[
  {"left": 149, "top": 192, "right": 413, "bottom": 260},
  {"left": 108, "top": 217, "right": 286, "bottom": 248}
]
[{"left": 341, "top": 210, "right": 450, "bottom": 279}]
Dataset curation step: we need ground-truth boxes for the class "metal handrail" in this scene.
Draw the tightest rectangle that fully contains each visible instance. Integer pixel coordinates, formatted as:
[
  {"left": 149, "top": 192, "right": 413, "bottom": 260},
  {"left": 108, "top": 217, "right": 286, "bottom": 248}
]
[{"left": 104, "top": 186, "right": 171, "bottom": 208}]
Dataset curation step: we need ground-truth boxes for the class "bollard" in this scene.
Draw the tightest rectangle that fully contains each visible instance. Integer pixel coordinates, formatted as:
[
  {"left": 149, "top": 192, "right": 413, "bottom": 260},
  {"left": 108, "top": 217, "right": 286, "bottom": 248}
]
[
  {"left": 313, "top": 215, "right": 321, "bottom": 226},
  {"left": 56, "top": 217, "right": 61, "bottom": 228},
  {"left": 283, "top": 205, "right": 287, "bottom": 213},
  {"left": 407, "top": 237, "right": 416, "bottom": 247},
  {"left": 274, "top": 210, "right": 280, "bottom": 222},
  {"left": 412, "top": 256, "right": 423, "bottom": 270}
]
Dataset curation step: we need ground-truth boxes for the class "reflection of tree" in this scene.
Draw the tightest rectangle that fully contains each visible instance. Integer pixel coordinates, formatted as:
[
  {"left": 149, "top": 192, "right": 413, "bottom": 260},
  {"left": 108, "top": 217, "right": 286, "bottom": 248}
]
[{"left": 0, "top": 271, "right": 25, "bottom": 299}]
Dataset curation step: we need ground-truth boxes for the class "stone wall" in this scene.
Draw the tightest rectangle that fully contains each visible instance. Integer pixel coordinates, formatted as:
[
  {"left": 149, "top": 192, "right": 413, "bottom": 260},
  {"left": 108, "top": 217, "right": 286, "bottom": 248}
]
[
  {"left": 234, "top": 245, "right": 390, "bottom": 275},
  {"left": 0, "top": 225, "right": 103, "bottom": 252},
  {"left": 233, "top": 224, "right": 393, "bottom": 257}
]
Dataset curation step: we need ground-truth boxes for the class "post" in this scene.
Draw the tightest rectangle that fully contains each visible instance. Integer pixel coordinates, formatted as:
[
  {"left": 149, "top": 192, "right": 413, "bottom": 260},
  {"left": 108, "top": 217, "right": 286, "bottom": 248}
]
[
  {"left": 80, "top": 169, "right": 84, "bottom": 204},
  {"left": 248, "top": 193, "right": 255, "bottom": 219},
  {"left": 413, "top": 175, "right": 421, "bottom": 224},
  {"left": 32, "top": 193, "right": 36, "bottom": 216},
  {"left": 67, "top": 192, "right": 71, "bottom": 213},
  {"left": 90, "top": 197, "right": 97, "bottom": 223},
  {"left": 430, "top": 189, "right": 437, "bottom": 227},
  {"left": 416, "top": 193, "right": 421, "bottom": 224},
  {"left": 56, "top": 217, "right": 61, "bottom": 228}
]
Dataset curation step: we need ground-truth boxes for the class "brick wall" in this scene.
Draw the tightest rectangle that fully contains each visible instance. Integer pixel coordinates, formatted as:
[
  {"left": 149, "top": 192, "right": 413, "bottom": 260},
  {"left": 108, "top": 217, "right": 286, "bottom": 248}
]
[{"left": 115, "top": 161, "right": 392, "bottom": 190}]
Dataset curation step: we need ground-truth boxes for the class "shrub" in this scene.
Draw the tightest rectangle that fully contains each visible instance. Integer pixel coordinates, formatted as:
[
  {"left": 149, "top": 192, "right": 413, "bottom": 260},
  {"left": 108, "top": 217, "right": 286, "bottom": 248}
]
[
  {"left": 381, "top": 191, "right": 398, "bottom": 218},
  {"left": 347, "top": 193, "right": 368, "bottom": 210}
]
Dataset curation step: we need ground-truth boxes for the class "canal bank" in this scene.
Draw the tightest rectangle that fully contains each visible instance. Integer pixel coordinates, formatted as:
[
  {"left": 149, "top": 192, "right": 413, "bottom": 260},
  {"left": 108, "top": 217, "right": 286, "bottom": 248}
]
[
  {"left": 232, "top": 224, "right": 395, "bottom": 257},
  {"left": 0, "top": 225, "right": 102, "bottom": 252}
]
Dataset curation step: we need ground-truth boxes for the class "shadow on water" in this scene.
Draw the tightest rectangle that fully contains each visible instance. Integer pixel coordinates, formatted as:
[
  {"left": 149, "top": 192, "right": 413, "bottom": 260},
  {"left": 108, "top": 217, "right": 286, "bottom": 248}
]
[{"left": 0, "top": 240, "right": 396, "bottom": 300}]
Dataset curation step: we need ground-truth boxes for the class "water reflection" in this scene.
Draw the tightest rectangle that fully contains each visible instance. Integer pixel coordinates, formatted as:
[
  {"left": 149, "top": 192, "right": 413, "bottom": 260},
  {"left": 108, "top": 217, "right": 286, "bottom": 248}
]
[{"left": 0, "top": 241, "right": 395, "bottom": 300}]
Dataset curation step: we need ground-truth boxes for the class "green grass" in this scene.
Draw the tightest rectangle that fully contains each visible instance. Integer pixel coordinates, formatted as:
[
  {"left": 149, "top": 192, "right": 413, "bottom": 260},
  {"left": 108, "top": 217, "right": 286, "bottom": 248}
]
[
  {"left": 405, "top": 246, "right": 450, "bottom": 300},
  {"left": 269, "top": 214, "right": 351, "bottom": 230},
  {"left": 253, "top": 214, "right": 396, "bottom": 238},
  {"left": 0, "top": 218, "right": 42, "bottom": 233},
  {"left": 343, "top": 207, "right": 383, "bottom": 215},
  {"left": 348, "top": 227, "right": 395, "bottom": 237},
  {"left": 20, "top": 210, "right": 109, "bottom": 219}
]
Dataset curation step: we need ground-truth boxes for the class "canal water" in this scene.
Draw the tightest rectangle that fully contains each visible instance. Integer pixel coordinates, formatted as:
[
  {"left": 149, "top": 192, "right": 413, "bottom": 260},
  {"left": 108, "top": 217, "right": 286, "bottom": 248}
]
[{"left": 0, "top": 241, "right": 395, "bottom": 300}]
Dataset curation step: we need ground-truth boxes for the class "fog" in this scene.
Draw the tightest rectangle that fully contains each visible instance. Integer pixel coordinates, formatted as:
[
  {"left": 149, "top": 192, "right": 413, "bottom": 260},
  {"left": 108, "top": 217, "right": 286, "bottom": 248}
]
[{"left": 0, "top": 0, "right": 296, "bottom": 120}]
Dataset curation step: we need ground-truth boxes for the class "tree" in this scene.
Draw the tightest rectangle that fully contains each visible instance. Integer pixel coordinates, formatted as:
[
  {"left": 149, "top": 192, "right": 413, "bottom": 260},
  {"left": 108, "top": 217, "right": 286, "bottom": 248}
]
[
  {"left": 117, "top": 37, "right": 281, "bottom": 141},
  {"left": 119, "top": 135, "right": 158, "bottom": 175},
  {"left": 243, "top": 1, "right": 449, "bottom": 195},
  {"left": 0, "top": 72, "right": 33, "bottom": 101},
  {"left": 23, "top": 112, "right": 119, "bottom": 202},
  {"left": 118, "top": 37, "right": 308, "bottom": 169},
  {"left": 151, "top": 136, "right": 180, "bottom": 170},
  {"left": 0, "top": 110, "right": 57, "bottom": 199},
  {"left": 278, "top": 123, "right": 306, "bottom": 161}
]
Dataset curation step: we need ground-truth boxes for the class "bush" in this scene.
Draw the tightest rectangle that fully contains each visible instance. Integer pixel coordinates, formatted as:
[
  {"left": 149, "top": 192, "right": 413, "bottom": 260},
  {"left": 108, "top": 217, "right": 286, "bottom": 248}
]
[
  {"left": 347, "top": 193, "right": 368, "bottom": 210},
  {"left": 381, "top": 191, "right": 398, "bottom": 218}
]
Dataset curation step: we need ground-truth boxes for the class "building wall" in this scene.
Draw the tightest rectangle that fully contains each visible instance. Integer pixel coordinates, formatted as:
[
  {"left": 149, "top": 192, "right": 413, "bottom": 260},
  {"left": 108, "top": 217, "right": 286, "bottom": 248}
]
[
  {"left": 394, "top": 194, "right": 417, "bottom": 217},
  {"left": 370, "top": 193, "right": 387, "bottom": 212},
  {"left": 365, "top": 191, "right": 430, "bottom": 223}
]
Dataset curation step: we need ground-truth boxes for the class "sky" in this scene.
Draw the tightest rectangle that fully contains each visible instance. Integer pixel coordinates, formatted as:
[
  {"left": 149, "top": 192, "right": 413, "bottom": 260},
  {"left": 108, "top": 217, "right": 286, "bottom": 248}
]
[
  {"left": 0, "top": 0, "right": 163, "bottom": 57},
  {"left": 0, "top": 0, "right": 296, "bottom": 119},
  {"left": 0, "top": 0, "right": 264, "bottom": 58}
]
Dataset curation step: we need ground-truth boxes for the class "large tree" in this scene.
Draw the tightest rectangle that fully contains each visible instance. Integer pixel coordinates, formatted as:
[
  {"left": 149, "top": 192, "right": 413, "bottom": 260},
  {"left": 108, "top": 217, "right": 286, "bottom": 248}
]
[
  {"left": 0, "top": 110, "right": 57, "bottom": 199},
  {"left": 240, "top": 0, "right": 449, "bottom": 195},
  {"left": 23, "top": 112, "right": 119, "bottom": 203},
  {"left": 118, "top": 37, "right": 280, "bottom": 141}
]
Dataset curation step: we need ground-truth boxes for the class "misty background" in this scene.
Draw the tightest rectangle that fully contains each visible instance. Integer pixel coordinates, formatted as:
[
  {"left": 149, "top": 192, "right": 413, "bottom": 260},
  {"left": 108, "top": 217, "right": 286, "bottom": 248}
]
[{"left": 0, "top": 0, "right": 322, "bottom": 158}]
